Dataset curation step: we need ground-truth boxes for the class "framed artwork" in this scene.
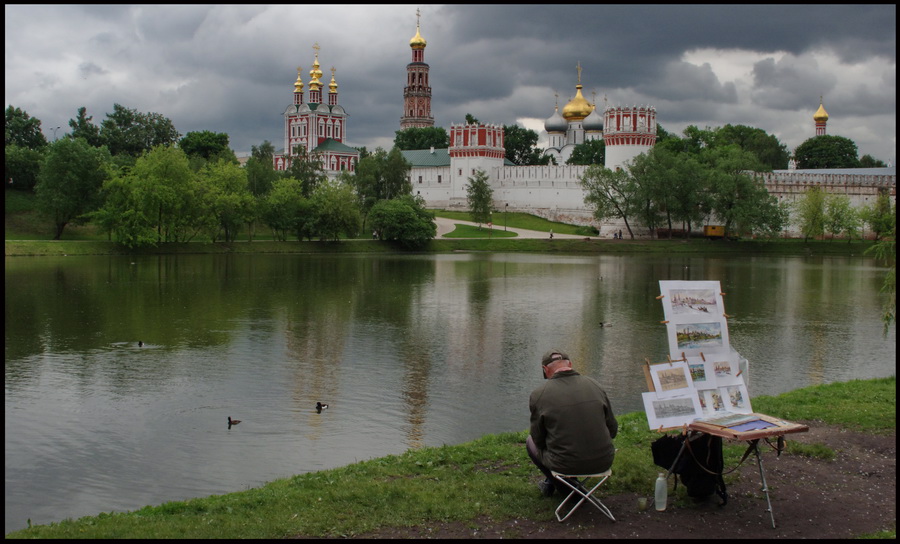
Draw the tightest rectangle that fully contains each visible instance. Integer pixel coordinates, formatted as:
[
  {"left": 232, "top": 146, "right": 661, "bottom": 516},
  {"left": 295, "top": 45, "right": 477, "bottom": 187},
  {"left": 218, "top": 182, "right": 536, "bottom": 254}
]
[
  {"left": 648, "top": 361, "right": 694, "bottom": 400},
  {"left": 697, "top": 388, "right": 728, "bottom": 416},
  {"left": 642, "top": 391, "right": 703, "bottom": 429},
  {"left": 719, "top": 383, "right": 752, "bottom": 414},
  {"left": 659, "top": 280, "right": 731, "bottom": 357},
  {"left": 685, "top": 356, "right": 717, "bottom": 389},
  {"left": 709, "top": 352, "right": 743, "bottom": 387}
]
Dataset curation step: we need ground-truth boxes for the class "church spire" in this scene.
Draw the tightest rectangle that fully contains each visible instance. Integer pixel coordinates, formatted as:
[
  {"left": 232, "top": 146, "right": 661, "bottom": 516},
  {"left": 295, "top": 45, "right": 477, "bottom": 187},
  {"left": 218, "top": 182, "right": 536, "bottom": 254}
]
[{"left": 401, "top": 9, "right": 434, "bottom": 129}]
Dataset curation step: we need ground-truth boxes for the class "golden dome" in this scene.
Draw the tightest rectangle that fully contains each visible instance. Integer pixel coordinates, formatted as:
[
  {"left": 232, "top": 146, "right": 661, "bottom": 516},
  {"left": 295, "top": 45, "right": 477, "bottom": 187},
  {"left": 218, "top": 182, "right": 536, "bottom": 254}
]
[
  {"left": 309, "top": 56, "right": 323, "bottom": 91},
  {"left": 294, "top": 66, "right": 304, "bottom": 93},
  {"left": 813, "top": 98, "right": 828, "bottom": 122},
  {"left": 562, "top": 85, "right": 593, "bottom": 121},
  {"left": 410, "top": 26, "right": 427, "bottom": 49},
  {"left": 328, "top": 67, "right": 338, "bottom": 93}
]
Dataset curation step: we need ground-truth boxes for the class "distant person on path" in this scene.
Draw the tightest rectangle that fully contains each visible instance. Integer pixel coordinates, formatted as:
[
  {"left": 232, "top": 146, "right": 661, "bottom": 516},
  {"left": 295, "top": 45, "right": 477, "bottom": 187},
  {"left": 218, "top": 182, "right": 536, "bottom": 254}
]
[
  {"left": 526, "top": 349, "right": 618, "bottom": 497},
  {"left": 549, "top": 229, "right": 553, "bottom": 240}
]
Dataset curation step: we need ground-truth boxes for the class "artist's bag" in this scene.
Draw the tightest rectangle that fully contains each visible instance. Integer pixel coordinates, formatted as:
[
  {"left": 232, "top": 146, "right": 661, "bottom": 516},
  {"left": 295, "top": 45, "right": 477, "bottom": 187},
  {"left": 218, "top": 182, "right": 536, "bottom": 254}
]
[{"left": 651, "top": 433, "right": 727, "bottom": 504}]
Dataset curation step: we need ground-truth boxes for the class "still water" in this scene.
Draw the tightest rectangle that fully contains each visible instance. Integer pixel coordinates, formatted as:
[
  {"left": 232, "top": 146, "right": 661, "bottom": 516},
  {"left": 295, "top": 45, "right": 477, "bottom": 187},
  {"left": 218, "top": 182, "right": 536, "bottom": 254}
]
[{"left": 5, "top": 252, "right": 895, "bottom": 533}]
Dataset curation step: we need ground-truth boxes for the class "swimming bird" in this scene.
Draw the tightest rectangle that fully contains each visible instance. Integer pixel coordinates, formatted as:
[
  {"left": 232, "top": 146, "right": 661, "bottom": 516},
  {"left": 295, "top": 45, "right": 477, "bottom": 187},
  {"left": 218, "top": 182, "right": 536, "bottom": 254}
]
[
  {"left": 138, "top": 341, "right": 144, "bottom": 347},
  {"left": 316, "top": 402, "right": 329, "bottom": 413},
  {"left": 228, "top": 417, "right": 241, "bottom": 427},
  {"left": 599, "top": 322, "right": 613, "bottom": 328}
]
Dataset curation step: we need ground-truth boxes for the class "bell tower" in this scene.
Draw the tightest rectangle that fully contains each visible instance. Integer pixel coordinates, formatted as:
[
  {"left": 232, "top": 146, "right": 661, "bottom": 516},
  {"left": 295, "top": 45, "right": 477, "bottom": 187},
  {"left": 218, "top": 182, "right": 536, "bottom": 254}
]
[{"left": 400, "top": 9, "right": 434, "bottom": 129}]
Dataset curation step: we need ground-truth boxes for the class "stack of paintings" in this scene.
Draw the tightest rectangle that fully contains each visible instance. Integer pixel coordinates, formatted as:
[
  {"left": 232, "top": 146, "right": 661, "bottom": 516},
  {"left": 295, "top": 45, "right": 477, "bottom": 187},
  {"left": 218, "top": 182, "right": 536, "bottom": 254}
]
[{"left": 642, "top": 280, "right": 752, "bottom": 430}]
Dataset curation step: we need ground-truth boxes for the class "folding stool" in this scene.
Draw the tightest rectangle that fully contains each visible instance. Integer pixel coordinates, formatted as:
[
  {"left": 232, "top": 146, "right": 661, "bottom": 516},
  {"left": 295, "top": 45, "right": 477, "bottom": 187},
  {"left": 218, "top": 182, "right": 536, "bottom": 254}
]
[{"left": 550, "top": 469, "right": 615, "bottom": 522}]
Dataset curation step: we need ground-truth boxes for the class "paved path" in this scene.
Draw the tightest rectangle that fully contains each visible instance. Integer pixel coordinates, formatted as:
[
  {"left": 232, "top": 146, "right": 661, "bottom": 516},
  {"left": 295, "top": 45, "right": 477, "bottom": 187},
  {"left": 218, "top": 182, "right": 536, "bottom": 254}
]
[{"left": 434, "top": 217, "right": 592, "bottom": 239}]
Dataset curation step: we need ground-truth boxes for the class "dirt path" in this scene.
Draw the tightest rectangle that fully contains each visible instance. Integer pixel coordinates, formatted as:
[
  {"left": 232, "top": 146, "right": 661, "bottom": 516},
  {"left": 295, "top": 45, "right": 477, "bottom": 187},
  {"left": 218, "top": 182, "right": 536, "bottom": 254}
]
[
  {"left": 434, "top": 217, "right": 591, "bottom": 239},
  {"left": 330, "top": 422, "right": 896, "bottom": 539}
]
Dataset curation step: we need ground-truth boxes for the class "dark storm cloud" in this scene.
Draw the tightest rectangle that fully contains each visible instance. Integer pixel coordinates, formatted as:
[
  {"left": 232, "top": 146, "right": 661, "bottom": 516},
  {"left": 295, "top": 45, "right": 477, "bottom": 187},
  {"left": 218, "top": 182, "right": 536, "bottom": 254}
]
[{"left": 4, "top": 4, "right": 895, "bottom": 160}]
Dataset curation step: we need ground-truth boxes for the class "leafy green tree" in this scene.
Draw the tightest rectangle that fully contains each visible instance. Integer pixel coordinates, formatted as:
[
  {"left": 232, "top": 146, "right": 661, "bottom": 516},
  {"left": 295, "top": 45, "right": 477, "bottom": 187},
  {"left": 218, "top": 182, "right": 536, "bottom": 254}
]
[
  {"left": 309, "top": 179, "right": 361, "bottom": 241},
  {"left": 283, "top": 145, "right": 327, "bottom": 198},
  {"left": 393, "top": 126, "right": 449, "bottom": 150},
  {"left": 581, "top": 164, "right": 639, "bottom": 239},
  {"left": 823, "top": 193, "right": 861, "bottom": 242},
  {"left": 5, "top": 144, "right": 44, "bottom": 191},
  {"left": 502, "top": 124, "right": 549, "bottom": 165},
  {"left": 465, "top": 168, "right": 494, "bottom": 226},
  {"left": 860, "top": 190, "right": 895, "bottom": 241},
  {"left": 368, "top": 194, "right": 436, "bottom": 249},
  {"left": 100, "top": 104, "right": 180, "bottom": 157},
  {"left": 246, "top": 140, "right": 279, "bottom": 197},
  {"left": 67, "top": 106, "right": 102, "bottom": 147},
  {"left": 859, "top": 154, "right": 887, "bottom": 168},
  {"left": 566, "top": 139, "right": 606, "bottom": 165},
  {"left": 794, "top": 186, "right": 827, "bottom": 241},
  {"left": 793, "top": 135, "right": 860, "bottom": 169},
  {"left": 93, "top": 145, "right": 197, "bottom": 246},
  {"left": 866, "top": 224, "right": 895, "bottom": 335},
  {"left": 5, "top": 106, "right": 48, "bottom": 149},
  {"left": 196, "top": 160, "right": 252, "bottom": 242},
  {"left": 352, "top": 147, "right": 413, "bottom": 223},
  {"left": 630, "top": 148, "right": 707, "bottom": 238},
  {"left": 179, "top": 131, "right": 234, "bottom": 163},
  {"left": 716, "top": 124, "right": 789, "bottom": 170},
  {"left": 34, "top": 138, "right": 111, "bottom": 239},
  {"left": 261, "top": 178, "right": 308, "bottom": 241},
  {"left": 464, "top": 113, "right": 480, "bottom": 125}
]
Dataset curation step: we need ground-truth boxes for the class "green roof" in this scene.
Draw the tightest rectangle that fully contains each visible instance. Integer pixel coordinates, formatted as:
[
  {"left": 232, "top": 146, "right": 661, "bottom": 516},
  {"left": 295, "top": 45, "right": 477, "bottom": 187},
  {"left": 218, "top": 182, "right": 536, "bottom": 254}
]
[
  {"left": 313, "top": 139, "right": 359, "bottom": 154},
  {"left": 400, "top": 148, "right": 451, "bottom": 167}
]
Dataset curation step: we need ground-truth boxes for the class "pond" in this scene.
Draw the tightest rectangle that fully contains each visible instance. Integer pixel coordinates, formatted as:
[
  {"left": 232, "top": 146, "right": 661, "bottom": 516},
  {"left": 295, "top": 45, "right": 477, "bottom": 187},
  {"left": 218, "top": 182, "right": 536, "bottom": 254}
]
[{"left": 4, "top": 252, "right": 895, "bottom": 533}]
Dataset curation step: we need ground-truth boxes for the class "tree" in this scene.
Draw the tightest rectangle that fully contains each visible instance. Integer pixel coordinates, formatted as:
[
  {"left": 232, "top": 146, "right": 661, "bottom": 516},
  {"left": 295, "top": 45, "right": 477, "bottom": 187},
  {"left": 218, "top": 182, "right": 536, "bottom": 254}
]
[
  {"left": 580, "top": 164, "right": 639, "bottom": 239},
  {"left": 503, "top": 124, "right": 550, "bottom": 166},
  {"left": 793, "top": 135, "right": 860, "bottom": 169},
  {"left": 100, "top": 104, "right": 180, "bottom": 157},
  {"left": 566, "top": 139, "right": 606, "bottom": 165},
  {"left": 283, "top": 145, "right": 327, "bottom": 198},
  {"left": 629, "top": 148, "right": 707, "bottom": 238},
  {"left": 5, "top": 105, "right": 48, "bottom": 149},
  {"left": 794, "top": 186, "right": 827, "bottom": 242},
  {"left": 309, "top": 178, "right": 361, "bottom": 241},
  {"left": 393, "top": 126, "right": 449, "bottom": 150},
  {"left": 716, "top": 124, "right": 790, "bottom": 170},
  {"left": 34, "top": 138, "right": 111, "bottom": 239},
  {"left": 352, "top": 147, "right": 412, "bottom": 224},
  {"left": 246, "top": 140, "right": 278, "bottom": 197},
  {"left": 465, "top": 168, "right": 494, "bottom": 226},
  {"left": 179, "top": 131, "right": 234, "bottom": 162},
  {"left": 823, "top": 193, "right": 862, "bottom": 242},
  {"left": 860, "top": 190, "right": 895, "bottom": 241},
  {"left": 5, "top": 144, "right": 44, "bottom": 191},
  {"left": 859, "top": 154, "right": 888, "bottom": 168},
  {"left": 67, "top": 106, "right": 102, "bottom": 147},
  {"left": 464, "top": 113, "right": 480, "bottom": 125},
  {"left": 196, "top": 160, "right": 252, "bottom": 242},
  {"left": 368, "top": 194, "right": 436, "bottom": 249},
  {"left": 261, "top": 178, "right": 309, "bottom": 241}
]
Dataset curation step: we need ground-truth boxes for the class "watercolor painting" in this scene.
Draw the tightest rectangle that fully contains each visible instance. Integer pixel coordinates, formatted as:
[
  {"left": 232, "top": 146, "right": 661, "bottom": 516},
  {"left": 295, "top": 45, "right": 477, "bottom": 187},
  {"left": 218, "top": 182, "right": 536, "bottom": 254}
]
[
  {"left": 719, "top": 383, "right": 752, "bottom": 414},
  {"left": 697, "top": 388, "right": 727, "bottom": 416},
  {"left": 649, "top": 361, "right": 694, "bottom": 399},
  {"left": 642, "top": 391, "right": 703, "bottom": 429},
  {"left": 686, "top": 356, "right": 716, "bottom": 388},
  {"left": 710, "top": 353, "right": 743, "bottom": 387}
]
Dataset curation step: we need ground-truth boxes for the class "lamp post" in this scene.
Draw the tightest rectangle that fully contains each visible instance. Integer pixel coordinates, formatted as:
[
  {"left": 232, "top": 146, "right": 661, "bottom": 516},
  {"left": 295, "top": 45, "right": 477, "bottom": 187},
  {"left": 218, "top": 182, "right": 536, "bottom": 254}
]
[
  {"left": 51, "top": 126, "right": 61, "bottom": 141},
  {"left": 505, "top": 203, "right": 508, "bottom": 231}
]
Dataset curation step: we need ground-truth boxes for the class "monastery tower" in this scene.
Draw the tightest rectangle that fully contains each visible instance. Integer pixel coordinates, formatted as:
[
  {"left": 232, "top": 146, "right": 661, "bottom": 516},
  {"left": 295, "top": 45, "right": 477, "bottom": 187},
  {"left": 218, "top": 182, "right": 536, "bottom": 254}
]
[
  {"left": 400, "top": 9, "right": 434, "bottom": 129},
  {"left": 814, "top": 97, "right": 828, "bottom": 136},
  {"left": 603, "top": 104, "right": 657, "bottom": 171}
]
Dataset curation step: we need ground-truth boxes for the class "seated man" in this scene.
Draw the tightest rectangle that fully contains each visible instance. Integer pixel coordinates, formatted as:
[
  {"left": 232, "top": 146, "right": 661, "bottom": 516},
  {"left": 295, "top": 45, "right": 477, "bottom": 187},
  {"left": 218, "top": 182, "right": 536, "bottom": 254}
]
[{"left": 526, "top": 349, "right": 618, "bottom": 496}]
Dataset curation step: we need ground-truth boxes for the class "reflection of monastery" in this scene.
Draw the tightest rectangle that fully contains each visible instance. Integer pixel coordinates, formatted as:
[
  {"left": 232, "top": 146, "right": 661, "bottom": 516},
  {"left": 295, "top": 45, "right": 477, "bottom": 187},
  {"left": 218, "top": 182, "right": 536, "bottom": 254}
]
[{"left": 276, "top": 15, "right": 895, "bottom": 236}]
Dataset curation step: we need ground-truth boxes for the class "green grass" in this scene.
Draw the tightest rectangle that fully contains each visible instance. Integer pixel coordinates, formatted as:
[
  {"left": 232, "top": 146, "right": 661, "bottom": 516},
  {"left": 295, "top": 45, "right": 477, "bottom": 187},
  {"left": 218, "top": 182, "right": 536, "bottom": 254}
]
[
  {"left": 7, "top": 377, "right": 894, "bottom": 539},
  {"left": 441, "top": 223, "right": 518, "bottom": 238},
  {"left": 433, "top": 209, "right": 588, "bottom": 235}
]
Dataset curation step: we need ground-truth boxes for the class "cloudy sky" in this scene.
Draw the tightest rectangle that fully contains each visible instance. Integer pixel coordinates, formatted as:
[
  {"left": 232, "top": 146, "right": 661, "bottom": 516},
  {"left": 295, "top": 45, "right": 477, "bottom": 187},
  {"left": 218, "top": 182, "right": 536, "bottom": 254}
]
[{"left": 5, "top": 4, "right": 896, "bottom": 163}]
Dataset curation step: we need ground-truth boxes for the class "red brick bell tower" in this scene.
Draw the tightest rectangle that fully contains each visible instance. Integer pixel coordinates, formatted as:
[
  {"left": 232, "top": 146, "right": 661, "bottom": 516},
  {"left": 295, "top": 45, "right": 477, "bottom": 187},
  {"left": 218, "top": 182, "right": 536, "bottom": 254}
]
[{"left": 400, "top": 9, "right": 434, "bottom": 129}]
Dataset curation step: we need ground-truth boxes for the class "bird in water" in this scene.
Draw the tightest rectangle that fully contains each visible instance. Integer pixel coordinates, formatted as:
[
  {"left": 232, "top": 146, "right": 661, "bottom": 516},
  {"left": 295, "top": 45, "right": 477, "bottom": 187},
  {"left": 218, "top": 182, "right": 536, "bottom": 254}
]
[
  {"left": 138, "top": 341, "right": 144, "bottom": 347},
  {"left": 228, "top": 417, "right": 241, "bottom": 427},
  {"left": 316, "top": 402, "right": 329, "bottom": 413},
  {"left": 599, "top": 322, "right": 613, "bottom": 328}
]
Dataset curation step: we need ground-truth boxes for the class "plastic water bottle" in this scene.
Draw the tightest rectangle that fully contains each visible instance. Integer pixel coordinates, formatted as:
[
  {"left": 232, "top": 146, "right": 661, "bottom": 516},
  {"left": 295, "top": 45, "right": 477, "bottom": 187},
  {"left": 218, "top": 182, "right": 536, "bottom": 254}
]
[{"left": 654, "top": 472, "right": 668, "bottom": 511}]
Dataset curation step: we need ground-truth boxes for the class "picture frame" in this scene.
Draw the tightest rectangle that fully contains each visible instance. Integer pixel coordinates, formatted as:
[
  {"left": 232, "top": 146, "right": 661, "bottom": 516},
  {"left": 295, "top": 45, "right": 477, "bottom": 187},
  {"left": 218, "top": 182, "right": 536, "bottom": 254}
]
[
  {"left": 659, "top": 280, "right": 731, "bottom": 356},
  {"left": 668, "top": 320, "right": 730, "bottom": 357},
  {"left": 719, "top": 383, "right": 752, "bottom": 414},
  {"left": 642, "top": 391, "right": 704, "bottom": 429},
  {"left": 697, "top": 388, "right": 728, "bottom": 416},
  {"left": 648, "top": 361, "right": 695, "bottom": 400},
  {"left": 709, "top": 352, "right": 743, "bottom": 387},
  {"left": 685, "top": 356, "right": 717, "bottom": 389}
]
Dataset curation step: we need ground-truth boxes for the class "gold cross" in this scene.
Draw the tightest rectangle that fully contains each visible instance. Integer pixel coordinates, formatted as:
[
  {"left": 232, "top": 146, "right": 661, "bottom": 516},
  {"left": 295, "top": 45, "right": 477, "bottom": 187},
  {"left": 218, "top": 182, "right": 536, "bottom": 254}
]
[
  {"left": 416, "top": 7, "right": 421, "bottom": 27},
  {"left": 576, "top": 62, "right": 582, "bottom": 84},
  {"left": 313, "top": 42, "right": 320, "bottom": 57}
]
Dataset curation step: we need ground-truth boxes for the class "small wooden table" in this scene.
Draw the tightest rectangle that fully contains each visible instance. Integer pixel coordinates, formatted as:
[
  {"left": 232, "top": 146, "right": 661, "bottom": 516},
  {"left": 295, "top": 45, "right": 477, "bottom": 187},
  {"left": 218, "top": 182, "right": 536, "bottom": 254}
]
[{"left": 670, "top": 413, "right": 809, "bottom": 528}]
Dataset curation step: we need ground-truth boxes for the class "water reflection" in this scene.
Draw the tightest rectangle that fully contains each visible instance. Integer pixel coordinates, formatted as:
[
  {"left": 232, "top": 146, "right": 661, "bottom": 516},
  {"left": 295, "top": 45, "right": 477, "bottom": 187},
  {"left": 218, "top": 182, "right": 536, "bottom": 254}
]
[{"left": 4, "top": 252, "right": 895, "bottom": 534}]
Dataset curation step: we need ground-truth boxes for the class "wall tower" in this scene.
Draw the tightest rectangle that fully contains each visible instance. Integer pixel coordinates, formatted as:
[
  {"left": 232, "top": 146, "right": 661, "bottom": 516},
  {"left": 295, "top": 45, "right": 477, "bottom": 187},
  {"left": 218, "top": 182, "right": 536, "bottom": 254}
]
[
  {"left": 603, "top": 105, "right": 657, "bottom": 171},
  {"left": 400, "top": 9, "right": 434, "bottom": 129}
]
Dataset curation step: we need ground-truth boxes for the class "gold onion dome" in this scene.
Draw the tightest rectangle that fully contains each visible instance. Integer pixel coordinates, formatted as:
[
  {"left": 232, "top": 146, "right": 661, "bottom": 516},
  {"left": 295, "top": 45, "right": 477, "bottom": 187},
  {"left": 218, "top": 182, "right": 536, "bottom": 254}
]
[
  {"left": 562, "top": 85, "right": 593, "bottom": 121},
  {"left": 329, "top": 68, "right": 338, "bottom": 93},
  {"left": 309, "top": 58, "right": 323, "bottom": 90},
  {"left": 814, "top": 99, "right": 829, "bottom": 122},
  {"left": 410, "top": 26, "right": 427, "bottom": 49},
  {"left": 294, "top": 67, "right": 304, "bottom": 93}
]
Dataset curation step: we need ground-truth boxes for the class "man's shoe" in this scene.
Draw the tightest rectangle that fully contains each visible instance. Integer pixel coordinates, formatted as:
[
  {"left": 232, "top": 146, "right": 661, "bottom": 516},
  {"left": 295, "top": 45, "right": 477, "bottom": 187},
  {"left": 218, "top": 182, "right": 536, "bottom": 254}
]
[{"left": 538, "top": 478, "right": 556, "bottom": 497}]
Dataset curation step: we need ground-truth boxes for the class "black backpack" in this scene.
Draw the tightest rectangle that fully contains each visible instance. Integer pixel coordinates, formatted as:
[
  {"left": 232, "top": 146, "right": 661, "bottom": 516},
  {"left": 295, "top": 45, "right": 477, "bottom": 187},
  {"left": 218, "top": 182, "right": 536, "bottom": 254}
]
[{"left": 651, "top": 433, "right": 727, "bottom": 504}]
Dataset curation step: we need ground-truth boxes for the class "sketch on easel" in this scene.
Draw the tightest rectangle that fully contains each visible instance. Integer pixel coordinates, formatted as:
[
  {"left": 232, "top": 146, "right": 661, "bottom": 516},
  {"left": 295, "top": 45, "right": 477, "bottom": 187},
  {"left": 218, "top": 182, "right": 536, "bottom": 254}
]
[
  {"left": 669, "top": 288, "right": 720, "bottom": 317},
  {"left": 698, "top": 388, "right": 727, "bottom": 416},
  {"left": 649, "top": 361, "right": 694, "bottom": 399},
  {"left": 670, "top": 321, "right": 729, "bottom": 356},
  {"left": 642, "top": 391, "right": 703, "bottom": 429},
  {"left": 710, "top": 353, "right": 743, "bottom": 387},
  {"left": 686, "top": 356, "right": 716, "bottom": 388},
  {"left": 719, "top": 383, "right": 752, "bottom": 413}
]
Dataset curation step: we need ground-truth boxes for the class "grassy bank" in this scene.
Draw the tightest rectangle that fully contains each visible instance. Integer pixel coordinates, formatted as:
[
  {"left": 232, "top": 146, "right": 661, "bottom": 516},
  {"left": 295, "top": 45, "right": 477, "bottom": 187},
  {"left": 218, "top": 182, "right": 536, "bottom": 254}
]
[{"left": 7, "top": 377, "right": 894, "bottom": 539}]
